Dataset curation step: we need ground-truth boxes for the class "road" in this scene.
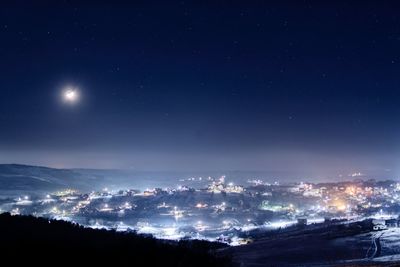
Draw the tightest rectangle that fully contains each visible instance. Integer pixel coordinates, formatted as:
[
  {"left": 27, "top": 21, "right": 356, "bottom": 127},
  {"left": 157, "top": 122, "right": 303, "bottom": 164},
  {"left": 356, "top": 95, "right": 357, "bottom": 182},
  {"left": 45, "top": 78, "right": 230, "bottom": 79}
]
[{"left": 366, "top": 231, "right": 384, "bottom": 259}]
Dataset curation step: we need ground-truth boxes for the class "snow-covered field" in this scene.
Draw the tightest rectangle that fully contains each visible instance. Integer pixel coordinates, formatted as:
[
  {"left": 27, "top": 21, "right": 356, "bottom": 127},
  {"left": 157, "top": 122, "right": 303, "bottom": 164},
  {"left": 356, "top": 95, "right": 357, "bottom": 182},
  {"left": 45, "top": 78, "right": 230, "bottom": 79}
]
[{"left": 220, "top": 223, "right": 400, "bottom": 266}]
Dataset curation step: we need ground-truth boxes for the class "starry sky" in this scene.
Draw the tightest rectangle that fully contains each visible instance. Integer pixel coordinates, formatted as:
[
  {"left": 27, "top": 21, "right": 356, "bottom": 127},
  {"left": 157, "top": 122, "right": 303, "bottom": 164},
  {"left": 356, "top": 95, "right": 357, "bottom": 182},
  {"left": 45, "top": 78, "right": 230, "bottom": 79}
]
[{"left": 1, "top": 1, "right": 400, "bottom": 178}]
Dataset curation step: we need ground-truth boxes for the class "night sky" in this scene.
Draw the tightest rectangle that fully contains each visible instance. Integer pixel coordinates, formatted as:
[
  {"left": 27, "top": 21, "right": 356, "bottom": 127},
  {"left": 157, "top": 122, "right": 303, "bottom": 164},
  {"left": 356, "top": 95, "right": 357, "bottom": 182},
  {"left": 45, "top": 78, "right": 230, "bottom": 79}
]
[{"left": 1, "top": 1, "right": 400, "bottom": 178}]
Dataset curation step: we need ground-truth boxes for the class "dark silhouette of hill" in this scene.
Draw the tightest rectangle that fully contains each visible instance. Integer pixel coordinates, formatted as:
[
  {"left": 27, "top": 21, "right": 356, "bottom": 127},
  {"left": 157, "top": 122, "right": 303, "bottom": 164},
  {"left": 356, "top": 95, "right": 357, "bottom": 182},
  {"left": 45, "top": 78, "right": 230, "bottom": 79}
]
[{"left": 0, "top": 213, "right": 232, "bottom": 266}]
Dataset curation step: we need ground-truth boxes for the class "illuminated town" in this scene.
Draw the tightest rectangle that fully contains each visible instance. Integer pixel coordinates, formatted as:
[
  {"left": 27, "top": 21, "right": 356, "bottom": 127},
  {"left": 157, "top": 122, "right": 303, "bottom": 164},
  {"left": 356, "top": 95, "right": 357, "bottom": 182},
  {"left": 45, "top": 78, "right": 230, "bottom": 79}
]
[
  {"left": 4, "top": 1, "right": 400, "bottom": 265},
  {"left": 2, "top": 175, "right": 400, "bottom": 246}
]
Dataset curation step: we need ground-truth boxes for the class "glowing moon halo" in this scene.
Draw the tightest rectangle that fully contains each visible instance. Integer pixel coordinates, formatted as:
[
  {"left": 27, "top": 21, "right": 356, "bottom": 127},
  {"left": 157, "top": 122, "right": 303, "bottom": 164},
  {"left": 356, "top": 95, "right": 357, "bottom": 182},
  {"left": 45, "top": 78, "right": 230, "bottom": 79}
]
[{"left": 62, "top": 87, "right": 79, "bottom": 104}]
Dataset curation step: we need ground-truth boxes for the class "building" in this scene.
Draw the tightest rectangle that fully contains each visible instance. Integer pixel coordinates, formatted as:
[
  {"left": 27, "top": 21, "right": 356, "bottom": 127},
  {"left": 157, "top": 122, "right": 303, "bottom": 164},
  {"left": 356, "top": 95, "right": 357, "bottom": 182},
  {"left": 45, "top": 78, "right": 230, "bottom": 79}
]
[
  {"left": 385, "top": 219, "right": 399, "bottom": 228},
  {"left": 297, "top": 217, "right": 307, "bottom": 226}
]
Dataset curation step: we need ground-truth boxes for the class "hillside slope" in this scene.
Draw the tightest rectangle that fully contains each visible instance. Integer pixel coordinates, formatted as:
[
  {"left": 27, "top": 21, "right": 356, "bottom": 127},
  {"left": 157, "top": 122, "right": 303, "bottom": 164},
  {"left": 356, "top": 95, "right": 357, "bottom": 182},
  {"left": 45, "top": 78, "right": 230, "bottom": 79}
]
[{"left": 0, "top": 213, "right": 231, "bottom": 266}]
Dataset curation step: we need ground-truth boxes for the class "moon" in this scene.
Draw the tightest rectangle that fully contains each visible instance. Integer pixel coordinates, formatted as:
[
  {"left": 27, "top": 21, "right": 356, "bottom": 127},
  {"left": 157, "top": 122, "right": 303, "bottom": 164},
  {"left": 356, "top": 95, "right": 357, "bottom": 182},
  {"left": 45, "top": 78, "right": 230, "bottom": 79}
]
[{"left": 62, "top": 87, "right": 80, "bottom": 104}]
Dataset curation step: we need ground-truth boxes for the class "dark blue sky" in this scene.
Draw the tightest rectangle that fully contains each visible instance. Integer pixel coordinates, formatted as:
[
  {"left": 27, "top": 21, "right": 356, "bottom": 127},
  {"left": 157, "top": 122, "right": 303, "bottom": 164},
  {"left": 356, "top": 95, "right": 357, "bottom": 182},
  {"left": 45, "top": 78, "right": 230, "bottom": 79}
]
[{"left": 1, "top": 1, "right": 400, "bottom": 177}]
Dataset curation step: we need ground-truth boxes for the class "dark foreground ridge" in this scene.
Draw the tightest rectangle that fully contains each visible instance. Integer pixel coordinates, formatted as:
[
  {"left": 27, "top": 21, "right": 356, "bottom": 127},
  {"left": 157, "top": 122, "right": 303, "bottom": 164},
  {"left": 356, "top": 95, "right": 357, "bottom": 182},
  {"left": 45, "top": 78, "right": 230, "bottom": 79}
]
[{"left": 0, "top": 213, "right": 232, "bottom": 266}]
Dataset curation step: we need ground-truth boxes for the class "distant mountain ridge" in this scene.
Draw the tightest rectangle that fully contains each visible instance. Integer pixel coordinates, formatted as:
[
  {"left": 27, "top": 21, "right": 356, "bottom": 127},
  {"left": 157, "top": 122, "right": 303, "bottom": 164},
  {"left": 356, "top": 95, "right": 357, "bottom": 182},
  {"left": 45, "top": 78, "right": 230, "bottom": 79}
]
[
  {"left": 0, "top": 164, "right": 396, "bottom": 197},
  {"left": 0, "top": 164, "right": 199, "bottom": 194},
  {"left": 0, "top": 164, "right": 105, "bottom": 193}
]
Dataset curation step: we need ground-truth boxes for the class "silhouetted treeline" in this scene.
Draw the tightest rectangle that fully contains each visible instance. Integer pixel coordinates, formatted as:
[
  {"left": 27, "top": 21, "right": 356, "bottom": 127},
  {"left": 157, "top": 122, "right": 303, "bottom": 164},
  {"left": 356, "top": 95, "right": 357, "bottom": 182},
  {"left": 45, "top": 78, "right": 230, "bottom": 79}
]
[{"left": 0, "top": 213, "right": 232, "bottom": 266}]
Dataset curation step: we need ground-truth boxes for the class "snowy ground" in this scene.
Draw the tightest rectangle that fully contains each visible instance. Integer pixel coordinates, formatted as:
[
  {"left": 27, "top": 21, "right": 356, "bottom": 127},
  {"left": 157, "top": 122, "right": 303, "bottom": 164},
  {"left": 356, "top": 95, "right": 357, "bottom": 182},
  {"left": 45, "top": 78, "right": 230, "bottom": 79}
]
[{"left": 219, "top": 224, "right": 400, "bottom": 266}]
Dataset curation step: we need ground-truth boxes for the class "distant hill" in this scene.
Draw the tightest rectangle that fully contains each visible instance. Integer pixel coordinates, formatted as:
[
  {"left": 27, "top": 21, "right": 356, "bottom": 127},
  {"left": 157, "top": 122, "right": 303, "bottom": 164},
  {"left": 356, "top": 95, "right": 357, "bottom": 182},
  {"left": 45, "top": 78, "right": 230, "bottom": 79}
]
[
  {"left": 0, "top": 164, "right": 105, "bottom": 193},
  {"left": 0, "top": 213, "right": 231, "bottom": 266},
  {"left": 0, "top": 164, "right": 392, "bottom": 197},
  {"left": 0, "top": 164, "right": 197, "bottom": 194}
]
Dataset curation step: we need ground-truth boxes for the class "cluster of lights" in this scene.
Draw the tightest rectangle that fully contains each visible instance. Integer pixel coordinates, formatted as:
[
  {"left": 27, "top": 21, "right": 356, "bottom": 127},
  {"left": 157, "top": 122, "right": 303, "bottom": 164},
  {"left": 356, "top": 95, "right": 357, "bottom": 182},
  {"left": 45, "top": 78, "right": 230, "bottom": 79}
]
[{"left": 9, "top": 176, "right": 400, "bottom": 246}]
